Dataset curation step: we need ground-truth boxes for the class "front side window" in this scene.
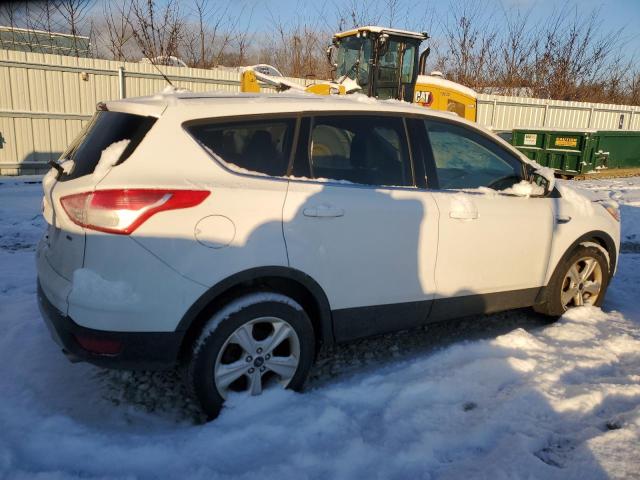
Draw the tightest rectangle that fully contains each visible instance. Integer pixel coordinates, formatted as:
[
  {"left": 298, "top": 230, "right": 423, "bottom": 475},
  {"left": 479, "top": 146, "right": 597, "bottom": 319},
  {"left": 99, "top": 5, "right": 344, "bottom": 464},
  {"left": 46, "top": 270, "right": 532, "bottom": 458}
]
[
  {"left": 308, "top": 115, "right": 413, "bottom": 187},
  {"left": 401, "top": 44, "right": 416, "bottom": 84},
  {"left": 335, "top": 36, "right": 372, "bottom": 86},
  {"left": 424, "top": 119, "right": 522, "bottom": 190},
  {"left": 378, "top": 40, "right": 402, "bottom": 83},
  {"left": 188, "top": 118, "right": 295, "bottom": 176}
]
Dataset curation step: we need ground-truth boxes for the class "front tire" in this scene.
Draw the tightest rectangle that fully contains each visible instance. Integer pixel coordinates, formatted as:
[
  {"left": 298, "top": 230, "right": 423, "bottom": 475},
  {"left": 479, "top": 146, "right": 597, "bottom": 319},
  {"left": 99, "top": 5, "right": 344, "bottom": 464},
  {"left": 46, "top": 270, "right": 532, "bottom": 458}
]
[
  {"left": 534, "top": 245, "right": 610, "bottom": 317},
  {"left": 187, "top": 292, "right": 315, "bottom": 419}
]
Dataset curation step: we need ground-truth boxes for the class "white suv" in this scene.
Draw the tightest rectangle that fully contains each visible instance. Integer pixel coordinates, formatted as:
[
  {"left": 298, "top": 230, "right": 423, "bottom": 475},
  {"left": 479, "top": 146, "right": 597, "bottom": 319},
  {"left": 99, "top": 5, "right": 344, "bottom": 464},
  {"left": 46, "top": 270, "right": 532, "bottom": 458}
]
[{"left": 37, "top": 92, "right": 620, "bottom": 418}]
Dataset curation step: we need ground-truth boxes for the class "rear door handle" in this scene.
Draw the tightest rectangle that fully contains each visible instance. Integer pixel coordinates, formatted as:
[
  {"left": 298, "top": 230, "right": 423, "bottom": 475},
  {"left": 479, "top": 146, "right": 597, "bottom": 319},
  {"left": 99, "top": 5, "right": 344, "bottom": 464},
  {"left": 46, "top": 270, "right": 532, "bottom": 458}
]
[{"left": 303, "top": 205, "right": 345, "bottom": 218}]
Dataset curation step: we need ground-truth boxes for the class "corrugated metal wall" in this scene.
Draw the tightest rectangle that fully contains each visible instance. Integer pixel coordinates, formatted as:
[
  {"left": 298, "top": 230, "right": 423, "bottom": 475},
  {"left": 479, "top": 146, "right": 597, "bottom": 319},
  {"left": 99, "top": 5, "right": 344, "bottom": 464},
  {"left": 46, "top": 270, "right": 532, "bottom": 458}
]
[
  {"left": 0, "top": 50, "right": 309, "bottom": 174},
  {"left": 476, "top": 94, "right": 640, "bottom": 132},
  {"left": 1, "top": 49, "right": 639, "bottom": 174}
]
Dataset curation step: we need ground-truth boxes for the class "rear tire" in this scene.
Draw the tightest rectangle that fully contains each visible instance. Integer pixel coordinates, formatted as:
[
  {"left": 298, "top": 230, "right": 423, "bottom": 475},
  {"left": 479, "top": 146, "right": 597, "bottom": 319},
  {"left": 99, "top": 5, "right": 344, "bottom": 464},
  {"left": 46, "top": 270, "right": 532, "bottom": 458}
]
[
  {"left": 186, "top": 292, "right": 315, "bottom": 420},
  {"left": 534, "top": 245, "right": 610, "bottom": 318}
]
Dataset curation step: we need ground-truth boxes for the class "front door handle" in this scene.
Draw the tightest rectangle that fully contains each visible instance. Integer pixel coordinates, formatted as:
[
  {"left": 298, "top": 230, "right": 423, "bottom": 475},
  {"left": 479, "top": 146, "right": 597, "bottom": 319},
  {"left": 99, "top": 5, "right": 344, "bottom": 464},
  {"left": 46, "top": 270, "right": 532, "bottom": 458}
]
[
  {"left": 449, "top": 196, "right": 478, "bottom": 220},
  {"left": 450, "top": 210, "right": 478, "bottom": 220},
  {"left": 303, "top": 205, "right": 345, "bottom": 218},
  {"left": 555, "top": 215, "right": 572, "bottom": 224}
]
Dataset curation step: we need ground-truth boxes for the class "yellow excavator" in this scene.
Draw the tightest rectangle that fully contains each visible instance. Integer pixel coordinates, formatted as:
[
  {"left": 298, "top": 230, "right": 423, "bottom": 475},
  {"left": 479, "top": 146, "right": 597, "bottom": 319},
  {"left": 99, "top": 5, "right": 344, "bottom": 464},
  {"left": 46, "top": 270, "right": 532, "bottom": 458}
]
[{"left": 241, "top": 26, "right": 477, "bottom": 121}]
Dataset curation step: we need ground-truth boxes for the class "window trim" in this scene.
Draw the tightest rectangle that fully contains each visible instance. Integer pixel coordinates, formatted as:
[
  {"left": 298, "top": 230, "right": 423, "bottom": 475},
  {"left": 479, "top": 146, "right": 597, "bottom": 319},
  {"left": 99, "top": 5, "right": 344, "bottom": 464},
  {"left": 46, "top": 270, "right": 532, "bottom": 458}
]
[
  {"left": 292, "top": 111, "right": 419, "bottom": 190},
  {"left": 421, "top": 117, "right": 527, "bottom": 192},
  {"left": 406, "top": 117, "right": 431, "bottom": 189},
  {"left": 403, "top": 117, "right": 417, "bottom": 185},
  {"left": 286, "top": 117, "right": 301, "bottom": 176},
  {"left": 183, "top": 109, "right": 531, "bottom": 192}
]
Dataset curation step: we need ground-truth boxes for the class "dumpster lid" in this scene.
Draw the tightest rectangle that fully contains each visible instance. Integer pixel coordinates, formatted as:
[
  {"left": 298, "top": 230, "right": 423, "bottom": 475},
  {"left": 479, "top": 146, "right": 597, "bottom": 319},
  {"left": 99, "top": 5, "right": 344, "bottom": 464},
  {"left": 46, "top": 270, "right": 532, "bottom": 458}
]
[{"left": 512, "top": 127, "right": 598, "bottom": 133}]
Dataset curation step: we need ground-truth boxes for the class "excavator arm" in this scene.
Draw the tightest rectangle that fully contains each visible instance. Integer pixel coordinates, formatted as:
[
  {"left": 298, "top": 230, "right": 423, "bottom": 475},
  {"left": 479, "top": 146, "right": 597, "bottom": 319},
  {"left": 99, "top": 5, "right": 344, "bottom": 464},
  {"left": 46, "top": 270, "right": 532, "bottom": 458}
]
[{"left": 240, "top": 65, "right": 351, "bottom": 96}]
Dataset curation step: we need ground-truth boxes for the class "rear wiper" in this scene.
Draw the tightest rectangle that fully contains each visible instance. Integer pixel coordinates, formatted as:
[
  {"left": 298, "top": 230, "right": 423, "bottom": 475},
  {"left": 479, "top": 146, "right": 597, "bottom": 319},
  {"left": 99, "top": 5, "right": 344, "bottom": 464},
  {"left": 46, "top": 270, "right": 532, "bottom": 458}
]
[{"left": 48, "top": 159, "right": 64, "bottom": 179}]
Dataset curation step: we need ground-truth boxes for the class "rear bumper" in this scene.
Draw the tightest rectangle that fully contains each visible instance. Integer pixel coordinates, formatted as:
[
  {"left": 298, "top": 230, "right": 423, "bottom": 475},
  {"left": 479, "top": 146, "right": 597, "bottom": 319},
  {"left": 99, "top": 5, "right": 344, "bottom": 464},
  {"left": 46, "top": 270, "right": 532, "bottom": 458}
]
[{"left": 37, "top": 281, "right": 184, "bottom": 370}]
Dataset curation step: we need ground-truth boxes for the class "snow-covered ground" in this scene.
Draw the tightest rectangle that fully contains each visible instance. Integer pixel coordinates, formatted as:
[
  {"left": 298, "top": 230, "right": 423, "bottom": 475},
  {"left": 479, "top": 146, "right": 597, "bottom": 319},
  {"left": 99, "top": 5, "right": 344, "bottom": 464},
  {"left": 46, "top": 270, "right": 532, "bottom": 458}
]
[{"left": 1, "top": 175, "right": 639, "bottom": 479}]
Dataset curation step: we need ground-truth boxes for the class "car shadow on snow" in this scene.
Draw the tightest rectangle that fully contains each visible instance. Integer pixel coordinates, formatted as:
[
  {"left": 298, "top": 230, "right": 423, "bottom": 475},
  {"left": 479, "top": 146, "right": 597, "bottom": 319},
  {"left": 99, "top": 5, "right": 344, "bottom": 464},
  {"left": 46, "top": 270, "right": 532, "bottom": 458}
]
[{"left": 307, "top": 307, "right": 551, "bottom": 387}]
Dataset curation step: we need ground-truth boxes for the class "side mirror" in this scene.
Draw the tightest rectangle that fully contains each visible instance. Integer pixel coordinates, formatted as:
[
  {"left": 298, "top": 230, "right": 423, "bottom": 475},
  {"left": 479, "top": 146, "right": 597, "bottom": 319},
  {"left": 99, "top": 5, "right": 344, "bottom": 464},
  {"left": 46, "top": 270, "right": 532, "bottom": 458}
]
[
  {"left": 530, "top": 171, "right": 551, "bottom": 196},
  {"left": 377, "top": 34, "right": 390, "bottom": 57},
  {"left": 326, "top": 45, "right": 336, "bottom": 69}
]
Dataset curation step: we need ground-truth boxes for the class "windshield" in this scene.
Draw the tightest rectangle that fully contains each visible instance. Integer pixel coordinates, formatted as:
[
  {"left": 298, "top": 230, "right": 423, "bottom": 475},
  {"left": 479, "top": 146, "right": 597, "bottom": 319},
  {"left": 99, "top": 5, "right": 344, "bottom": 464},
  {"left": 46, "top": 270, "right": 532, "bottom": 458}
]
[{"left": 335, "top": 36, "right": 372, "bottom": 86}]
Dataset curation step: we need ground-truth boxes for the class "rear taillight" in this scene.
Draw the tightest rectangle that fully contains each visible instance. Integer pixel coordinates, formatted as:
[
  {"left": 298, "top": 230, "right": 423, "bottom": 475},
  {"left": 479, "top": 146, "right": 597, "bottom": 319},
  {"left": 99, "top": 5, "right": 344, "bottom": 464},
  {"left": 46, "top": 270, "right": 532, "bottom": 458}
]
[{"left": 60, "top": 189, "right": 210, "bottom": 235}]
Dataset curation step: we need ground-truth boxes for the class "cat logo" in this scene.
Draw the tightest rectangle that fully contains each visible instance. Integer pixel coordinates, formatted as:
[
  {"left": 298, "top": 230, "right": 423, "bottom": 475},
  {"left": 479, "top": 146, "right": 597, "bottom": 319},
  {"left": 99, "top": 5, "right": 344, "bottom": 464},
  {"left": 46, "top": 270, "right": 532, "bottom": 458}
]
[{"left": 415, "top": 90, "right": 433, "bottom": 107}]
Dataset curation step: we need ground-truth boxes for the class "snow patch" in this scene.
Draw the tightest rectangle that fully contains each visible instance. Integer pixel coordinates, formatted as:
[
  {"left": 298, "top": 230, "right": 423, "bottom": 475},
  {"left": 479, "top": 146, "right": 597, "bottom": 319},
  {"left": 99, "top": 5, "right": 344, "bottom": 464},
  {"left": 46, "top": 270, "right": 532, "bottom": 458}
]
[
  {"left": 92, "top": 139, "right": 130, "bottom": 179},
  {"left": 193, "top": 293, "right": 303, "bottom": 354},
  {"left": 59, "top": 159, "right": 75, "bottom": 174},
  {"left": 338, "top": 77, "right": 361, "bottom": 93},
  {"left": 158, "top": 85, "right": 191, "bottom": 96},
  {"left": 557, "top": 183, "right": 595, "bottom": 216},
  {"left": 501, "top": 180, "right": 545, "bottom": 197},
  {"left": 68, "top": 268, "right": 139, "bottom": 309},
  {"left": 449, "top": 193, "right": 477, "bottom": 217},
  {"left": 515, "top": 158, "right": 556, "bottom": 192}
]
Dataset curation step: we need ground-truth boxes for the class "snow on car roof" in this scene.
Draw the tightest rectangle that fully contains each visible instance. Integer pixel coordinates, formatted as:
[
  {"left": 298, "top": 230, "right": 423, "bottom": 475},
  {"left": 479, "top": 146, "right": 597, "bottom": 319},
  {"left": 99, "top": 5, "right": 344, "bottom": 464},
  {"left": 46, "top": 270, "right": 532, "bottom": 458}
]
[{"left": 105, "top": 89, "right": 467, "bottom": 122}]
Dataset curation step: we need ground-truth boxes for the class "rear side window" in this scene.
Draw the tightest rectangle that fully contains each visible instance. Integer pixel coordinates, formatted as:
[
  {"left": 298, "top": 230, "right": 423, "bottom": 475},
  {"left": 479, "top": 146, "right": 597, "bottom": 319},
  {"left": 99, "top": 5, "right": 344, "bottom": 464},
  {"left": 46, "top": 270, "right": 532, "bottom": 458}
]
[
  {"left": 188, "top": 119, "right": 295, "bottom": 177},
  {"left": 60, "top": 111, "right": 156, "bottom": 182},
  {"left": 307, "top": 115, "right": 413, "bottom": 187}
]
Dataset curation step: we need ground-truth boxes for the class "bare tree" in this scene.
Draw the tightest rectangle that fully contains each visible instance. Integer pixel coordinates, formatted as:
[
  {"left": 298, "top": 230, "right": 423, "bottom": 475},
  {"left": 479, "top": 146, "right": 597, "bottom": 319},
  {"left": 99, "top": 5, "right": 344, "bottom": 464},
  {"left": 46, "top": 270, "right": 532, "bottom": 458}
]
[
  {"left": 495, "top": 6, "right": 535, "bottom": 95},
  {"left": 436, "top": 1, "right": 499, "bottom": 90},
  {"left": 102, "top": 0, "right": 135, "bottom": 61},
  {"left": 55, "top": 0, "right": 94, "bottom": 56},
  {"left": 233, "top": 15, "right": 255, "bottom": 67},
  {"left": 259, "top": 12, "right": 333, "bottom": 78},
  {"left": 180, "top": 0, "right": 238, "bottom": 68},
  {"left": 126, "top": 0, "right": 184, "bottom": 64},
  {"left": 529, "top": 6, "right": 627, "bottom": 101}
]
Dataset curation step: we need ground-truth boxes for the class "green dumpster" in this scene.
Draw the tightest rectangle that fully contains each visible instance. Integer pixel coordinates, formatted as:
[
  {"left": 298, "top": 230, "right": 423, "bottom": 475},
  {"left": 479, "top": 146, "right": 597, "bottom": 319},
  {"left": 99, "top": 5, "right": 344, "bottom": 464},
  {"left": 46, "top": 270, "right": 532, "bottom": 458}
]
[
  {"left": 510, "top": 128, "right": 640, "bottom": 175},
  {"left": 593, "top": 131, "right": 640, "bottom": 169}
]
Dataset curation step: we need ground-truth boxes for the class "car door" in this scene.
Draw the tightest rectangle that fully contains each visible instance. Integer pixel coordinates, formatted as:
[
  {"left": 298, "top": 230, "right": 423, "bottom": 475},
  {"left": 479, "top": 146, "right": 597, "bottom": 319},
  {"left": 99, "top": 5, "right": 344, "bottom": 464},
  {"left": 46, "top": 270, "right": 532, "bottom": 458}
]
[
  {"left": 420, "top": 118, "right": 555, "bottom": 320},
  {"left": 283, "top": 113, "right": 440, "bottom": 342}
]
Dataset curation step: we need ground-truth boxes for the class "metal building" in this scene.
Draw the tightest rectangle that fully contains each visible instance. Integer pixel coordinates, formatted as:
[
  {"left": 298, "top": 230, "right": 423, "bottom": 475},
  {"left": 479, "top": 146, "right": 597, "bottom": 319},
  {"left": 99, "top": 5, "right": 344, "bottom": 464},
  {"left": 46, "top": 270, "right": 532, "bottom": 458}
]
[{"left": 0, "top": 26, "right": 90, "bottom": 57}]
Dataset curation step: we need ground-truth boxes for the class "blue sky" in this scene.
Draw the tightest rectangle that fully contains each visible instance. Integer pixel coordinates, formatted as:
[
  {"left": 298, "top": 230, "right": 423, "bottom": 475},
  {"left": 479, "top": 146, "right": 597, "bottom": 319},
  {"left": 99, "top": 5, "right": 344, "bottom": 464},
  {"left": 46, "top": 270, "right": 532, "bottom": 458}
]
[{"left": 242, "top": 0, "right": 640, "bottom": 63}]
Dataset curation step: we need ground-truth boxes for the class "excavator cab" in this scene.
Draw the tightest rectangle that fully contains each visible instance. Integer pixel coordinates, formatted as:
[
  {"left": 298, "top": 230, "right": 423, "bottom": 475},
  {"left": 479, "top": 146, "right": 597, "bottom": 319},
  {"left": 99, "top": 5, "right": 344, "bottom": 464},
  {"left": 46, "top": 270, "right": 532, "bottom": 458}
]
[
  {"left": 330, "top": 26, "right": 429, "bottom": 102},
  {"left": 329, "top": 26, "right": 476, "bottom": 121}
]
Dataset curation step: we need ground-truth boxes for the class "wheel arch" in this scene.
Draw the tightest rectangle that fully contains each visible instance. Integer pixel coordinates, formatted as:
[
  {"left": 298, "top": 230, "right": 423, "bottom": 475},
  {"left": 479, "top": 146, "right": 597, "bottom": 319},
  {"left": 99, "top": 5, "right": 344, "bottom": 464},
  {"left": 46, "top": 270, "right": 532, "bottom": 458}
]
[
  {"left": 535, "top": 230, "right": 616, "bottom": 313},
  {"left": 548, "top": 230, "right": 618, "bottom": 284},
  {"left": 175, "top": 266, "right": 334, "bottom": 361}
]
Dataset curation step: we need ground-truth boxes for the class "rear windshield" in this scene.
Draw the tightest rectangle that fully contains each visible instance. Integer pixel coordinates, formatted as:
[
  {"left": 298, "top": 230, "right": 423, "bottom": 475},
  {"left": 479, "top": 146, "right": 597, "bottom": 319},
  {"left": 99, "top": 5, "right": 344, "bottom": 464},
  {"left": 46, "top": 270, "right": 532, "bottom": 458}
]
[{"left": 59, "top": 111, "right": 156, "bottom": 181}]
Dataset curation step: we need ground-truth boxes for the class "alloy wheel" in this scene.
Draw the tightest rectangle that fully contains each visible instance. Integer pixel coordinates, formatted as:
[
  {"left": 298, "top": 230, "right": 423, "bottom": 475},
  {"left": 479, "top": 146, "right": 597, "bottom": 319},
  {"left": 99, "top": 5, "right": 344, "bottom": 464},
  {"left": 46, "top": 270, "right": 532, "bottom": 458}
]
[
  {"left": 560, "top": 256, "right": 603, "bottom": 310},
  {"left": 214, "top": 317, "right": 301, "bottom": 399}
]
